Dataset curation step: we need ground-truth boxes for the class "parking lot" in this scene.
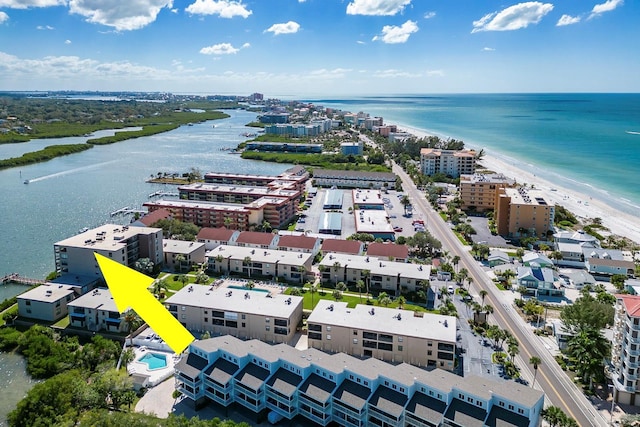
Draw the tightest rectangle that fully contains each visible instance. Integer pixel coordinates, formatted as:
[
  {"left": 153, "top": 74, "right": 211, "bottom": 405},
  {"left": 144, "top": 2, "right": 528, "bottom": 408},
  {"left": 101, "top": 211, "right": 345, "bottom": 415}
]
[{"left": 295, "top": 187, "right": 420, "bottom": 240}]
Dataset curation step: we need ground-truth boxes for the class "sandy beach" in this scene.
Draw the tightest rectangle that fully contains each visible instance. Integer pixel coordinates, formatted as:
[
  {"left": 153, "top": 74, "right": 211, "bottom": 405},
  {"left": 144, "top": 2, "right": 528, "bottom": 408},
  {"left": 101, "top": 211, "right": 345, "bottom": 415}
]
[{"left": 397, "top": 124, "right": 640, "bottom": 246}]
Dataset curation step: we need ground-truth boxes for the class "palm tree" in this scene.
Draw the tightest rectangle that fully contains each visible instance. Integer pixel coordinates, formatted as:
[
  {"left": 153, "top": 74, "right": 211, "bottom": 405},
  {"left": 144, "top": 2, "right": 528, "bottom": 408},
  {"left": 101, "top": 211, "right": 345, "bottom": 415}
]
[
  {"left": 121, "top": 348, "right": 135, "bottom": 368},
  {"left": 400, "top": 195, "right": 411, "bottom": 215},
  {"left": 483, "top": 304, "right": 494, "bottom": 321},
  {"left": 502, "top": 269, "right": 516, "bottom": 289},
  {"left": 566, "top": 327, "right": 610, "bottom": 390},
  {"left": 214, "top": 255, "right": 225, "bottom": 273},
  {"left": 195, "top": 271, "right": 209, "bottom": 284},
  {"left": 529, "top": 356, "right": 541, "bottom": 388},
  {"left": 243, "top": 256, "right": 252, "bottom": 277},
  {"left": 290, "top": 287, "right": 302, "bottom": 296},
  {"left": 223, "top": 216, "right": 233, "bottom": 229},
  {"left": 517, "top": 285, "right": 528, "bottom": 301},
  {"left": 542, "top": 406, "right": 565, "bottom": 427},
  {"left": 356, "top": 279, "right": 365, "bottom": 303},
  {"left": 175, "top": 254, "right": 187, "bottom": 273},
  {"left": 466, "top": 276, "right": 474, "bottom": 291},
  {"left": 333, "top": 261, "right": 342, "bottom": 286},
  {"left": 397, "top": 295, "right": 406, "bottom": 309},
  {"left": 457, "top": 268, "right": 468, "bottom": 286},
  {"left": 378, "top": 292, "right": 392, "bottom": 307},
  {"left": 309, "top": 282, "right": 318, "bottom": 309},
  {"left": 362, "top": 269, "right": 371, "bottom": 298},
  {"left": 245, "top": 280, "right": 255, "bottom": 290},
  {"left": 178, "top": 274, "right": 189, "bottom": 288},
  {"left": 152, "top": 279, "right": 168, "bottom": 299},
  {"left": 479, "top": 289, "right": 488, "bottom": 305},
  {"left": 452, "top": 255, "right": 460, "bottom": 273},
  {"left": 123, "top": 310, "right": 142, "bottom": 345},
  {"left": 508, "top": 342, "right": 519, "bottom": 363},
  {"left": 336, "top": 282, "right": 348, "bottom": 292},
  {"left": 332, "top": 289, "right": 343, "bottom": 301}
]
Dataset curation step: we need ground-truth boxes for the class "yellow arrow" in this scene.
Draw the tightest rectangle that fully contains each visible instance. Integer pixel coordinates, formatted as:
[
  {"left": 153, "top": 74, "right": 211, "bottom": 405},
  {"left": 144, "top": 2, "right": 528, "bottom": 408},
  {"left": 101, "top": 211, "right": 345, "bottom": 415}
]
[{"left": 94, "top": 253, "right": 195, "bottom": 354}]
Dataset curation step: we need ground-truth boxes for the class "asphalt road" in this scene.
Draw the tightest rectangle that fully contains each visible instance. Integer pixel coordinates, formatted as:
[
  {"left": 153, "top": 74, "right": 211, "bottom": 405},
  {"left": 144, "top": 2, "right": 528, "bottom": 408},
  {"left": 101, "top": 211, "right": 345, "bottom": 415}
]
[{"left": 387, "top": 156, "right": 608, "bottom": 427}]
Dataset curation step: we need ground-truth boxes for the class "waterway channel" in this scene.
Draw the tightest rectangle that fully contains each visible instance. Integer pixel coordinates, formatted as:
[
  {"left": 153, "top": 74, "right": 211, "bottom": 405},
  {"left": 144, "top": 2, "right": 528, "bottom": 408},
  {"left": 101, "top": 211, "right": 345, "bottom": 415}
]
[{"left": 0, "top": 108, "right": 294, "bottom": 422}]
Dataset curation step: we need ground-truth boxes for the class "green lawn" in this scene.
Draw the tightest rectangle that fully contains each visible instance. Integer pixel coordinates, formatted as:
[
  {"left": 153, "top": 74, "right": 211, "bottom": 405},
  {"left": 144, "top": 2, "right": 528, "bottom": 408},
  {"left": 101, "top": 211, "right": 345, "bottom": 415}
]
[
  {"left": 285, "top": 286, "right": 433, "bottom": 312},
  {"left": 53, "top": 316, "right": 70, "bottom": 328}
]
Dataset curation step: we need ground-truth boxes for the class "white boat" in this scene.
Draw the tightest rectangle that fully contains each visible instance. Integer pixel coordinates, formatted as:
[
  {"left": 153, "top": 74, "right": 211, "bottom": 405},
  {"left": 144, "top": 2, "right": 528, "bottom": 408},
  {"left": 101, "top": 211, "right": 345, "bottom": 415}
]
[{"left": 23, "top": 179, "right": 29, "bottom": 184}]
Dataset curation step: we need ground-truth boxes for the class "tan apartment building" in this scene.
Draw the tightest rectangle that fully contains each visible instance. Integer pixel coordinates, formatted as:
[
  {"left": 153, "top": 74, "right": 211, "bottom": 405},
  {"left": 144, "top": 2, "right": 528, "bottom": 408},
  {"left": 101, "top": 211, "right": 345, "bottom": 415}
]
[
  {"left": 495, "top": 187, "right": 555, "bottom": 239},
  {"left": 203, "top": 170, "right": 309, "bottom": 193},
  {"left": 17, "top": 284, "right": 76, "bottom": 322},
  {"left": 165, "top": 285, "right": 303, "bottom": 344},
  {"left": 459, "top": 173, "right": 515, "bottom": 212},
  {"left": 162, "top": 239, "right": 206, "bottom": 272},
  {"left": 420, "top": 148, "right": 476, "bottom": 178},
  {"left": 207, "top": 244, "right": 314, "bottom": 283},
  {"left": 54, "top": 224, "right": 163, "bottom": 277},
  {"left": 307, "top": 300, "right": 456, "bottom": 370}
]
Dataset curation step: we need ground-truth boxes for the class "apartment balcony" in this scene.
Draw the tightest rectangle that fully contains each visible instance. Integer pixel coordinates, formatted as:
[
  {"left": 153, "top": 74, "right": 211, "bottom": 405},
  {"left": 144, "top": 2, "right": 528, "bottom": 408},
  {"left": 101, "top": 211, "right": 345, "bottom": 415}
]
[
  {"left": 368, "top": 405, "right": 402, "bottom": 427},
  {"left": 333, "top": 399, "right": 364, "bottom": 420}
]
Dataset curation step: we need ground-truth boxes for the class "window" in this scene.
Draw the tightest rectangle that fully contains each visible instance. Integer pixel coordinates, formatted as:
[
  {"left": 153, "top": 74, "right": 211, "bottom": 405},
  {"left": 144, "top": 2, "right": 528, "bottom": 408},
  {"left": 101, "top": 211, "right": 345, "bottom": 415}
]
[
  {"left": 398, "top": 336, "right": 403, "bottom": 342},
  {"left": 398, "top": 345, "right": 403, "bottom": 351},
  {"left": 353, "top": 330, "right": 358, "bottom": 335},
  {"left": 265, "top": 326, "right": 270, "bottom": 331},
  {"left": 326, "top": 334, "right": 331, "bottom": 340},
  {"left": 508, "top": 405, "right": 514, "bottom": 410},
  {"left": 353, "top": 338, "right": 358, "bottom": 344}
]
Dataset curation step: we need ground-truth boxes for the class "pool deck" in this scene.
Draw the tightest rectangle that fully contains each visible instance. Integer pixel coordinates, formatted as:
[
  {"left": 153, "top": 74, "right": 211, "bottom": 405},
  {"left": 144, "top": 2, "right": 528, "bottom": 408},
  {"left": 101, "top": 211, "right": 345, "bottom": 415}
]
[{"left": 127, "top": 346, "right": 178, "bottom": 387}]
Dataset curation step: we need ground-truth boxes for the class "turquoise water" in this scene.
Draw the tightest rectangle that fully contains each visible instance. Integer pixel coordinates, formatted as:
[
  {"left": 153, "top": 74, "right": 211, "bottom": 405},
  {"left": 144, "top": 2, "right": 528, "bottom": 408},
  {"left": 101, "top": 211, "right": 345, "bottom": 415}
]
[
  {"left": 138, "top": 352, "right": 168, "bottom": 370},
  {"left": 0, "top": 352, "right": 38, "bottom": 426},
  {"left": 228, "top": 285, "right": 270, "bottom": 293},
  {"left": 313, "top": 94, "right": 640, "bottom": 216}
]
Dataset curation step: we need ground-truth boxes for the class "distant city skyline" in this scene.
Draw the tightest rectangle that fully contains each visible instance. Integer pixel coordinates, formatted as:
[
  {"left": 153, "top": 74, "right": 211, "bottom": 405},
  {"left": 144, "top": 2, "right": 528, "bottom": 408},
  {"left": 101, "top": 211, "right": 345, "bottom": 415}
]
[{"left": 0, "top": 0, "right": 638, "bottom": 96}]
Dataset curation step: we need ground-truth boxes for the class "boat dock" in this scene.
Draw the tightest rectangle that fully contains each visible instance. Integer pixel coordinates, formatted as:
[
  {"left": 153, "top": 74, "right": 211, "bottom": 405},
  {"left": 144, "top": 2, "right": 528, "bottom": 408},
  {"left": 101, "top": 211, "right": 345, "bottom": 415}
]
[
  {"left": 110, "top": 206, "right": 147, "bottom": 216},
  {"left": 148, "top": 191, "right": 179, "bottom": 198},
  {"left": 1, "top": 273, "right": 43, "bottom": 286}
]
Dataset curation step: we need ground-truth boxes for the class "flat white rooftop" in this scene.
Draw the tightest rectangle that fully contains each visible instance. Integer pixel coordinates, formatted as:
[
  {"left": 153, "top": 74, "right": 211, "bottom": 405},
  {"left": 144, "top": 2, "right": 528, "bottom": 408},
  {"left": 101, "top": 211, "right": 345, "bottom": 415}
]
[
  {"left": 319, "top": 253, "right": 429, "bottom": 280},
  {"left": 18, "top": 284, "right": 75, "bottom": 303},
  {"left": 180, "top": 183, "right": 298, "bottom": 198},
  {"left": 165, "top": 285, "right": 303, "bottom": 319},
  {"left": 308, "top": 300, "right": 456, "bottom": 343},
  {"left": 352, "top": 189, "right": 384, "bottom": 205},
  {"left": 163, "top": 239, "right": 205, "bottom": 255},
  {"left": 55, "top": 224, "right": 160, "bottom": 251},
  {"left": 68, "top": 288, "right": 119, "bottom": 312},
  {"left": 207, "top": 244, "right": 313, "bottom": 267},
  {"left": 144, "top": 199, "right": 251, "bottom": 212},
  {"left": 354, "top": 210, "right": 394, "bottom": 234}
]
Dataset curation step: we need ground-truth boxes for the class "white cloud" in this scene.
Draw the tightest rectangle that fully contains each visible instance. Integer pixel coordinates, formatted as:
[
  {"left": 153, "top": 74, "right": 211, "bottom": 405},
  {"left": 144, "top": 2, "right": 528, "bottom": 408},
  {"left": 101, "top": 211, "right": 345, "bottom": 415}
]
[
  {"left": 37, "top": 25, "right": 55, "bottom": 30},
  {"left": 425, "top": 69, "right": 444, "bottom": 77},
  {"left": 589, "top": 0, "right": 623, "bottom": 19},
  {"left": 482, "top": 47, "right": 495, "bottom": 51},
  {"left": 65, "top": 39, "right": 71, "bottom": 44},
  {"left": 372, "top": 20, "right": 418, "bottom": 44},
  {"left": 0, "top": 11, "right": 8, "bottom": 23},
  {"left": 0, "top": 0, "right": 65, "bottom": 9},
  {"left": 308, "top": 68, "right": 352, "bottom": 79},
  {"left": 373, "top": 69, "right": 421, "bottom": 78},
  {"left": 424, "top": 11, "right": 435, "bottom": 19},
  {"left": 556, "top": 14, "right": 581, "bottom": 26},
  {"left": 346, "top": 0, "right": 411, "bottom": 16},
  {"left": 265, "top": 21, "right": 300, "bottom": 35},
  {"left": 356, "top": 40, "right": 366, "bottom": 45},
  {"left": 471, "top": 2, "right": 553, "bottom": 33},
  {"left": 185, "top": 0, "right": 252, "bottom": 18},
  {"left": 200, "top": 42, "right": 249, "bottom": 55},
  {"left": 68, "top": 0, "right": 174, "bottom": 31}
]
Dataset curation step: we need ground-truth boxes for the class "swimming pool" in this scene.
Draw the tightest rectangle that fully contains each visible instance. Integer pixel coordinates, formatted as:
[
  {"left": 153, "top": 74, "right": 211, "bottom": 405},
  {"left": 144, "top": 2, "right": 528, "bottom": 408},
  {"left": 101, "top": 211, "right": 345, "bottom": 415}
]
[
  {"left": 138, "top": 352, "right": 168, "bottom": 370},
  {"left": 228, "top": 285, "right": 270, "bottom": 293}
]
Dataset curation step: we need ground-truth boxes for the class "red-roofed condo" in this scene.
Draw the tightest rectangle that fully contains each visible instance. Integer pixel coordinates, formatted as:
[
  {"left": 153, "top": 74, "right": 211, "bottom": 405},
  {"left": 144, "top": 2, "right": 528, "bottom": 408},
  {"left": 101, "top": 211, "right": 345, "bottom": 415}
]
[
  {"left": 612, "top": 294, "right": 640, "bottom": 406},
  {"left": 366, "top": 242, "right": 409, "bottom": 263},
  {"left": 196, "top": 227, "right": 240, "bottom": 250},
  {"left": 277, "top": 235, "right": 321, "bottom": 256},
  {"left": 320, "top": 238, "right": 364, "bottom": 256}
]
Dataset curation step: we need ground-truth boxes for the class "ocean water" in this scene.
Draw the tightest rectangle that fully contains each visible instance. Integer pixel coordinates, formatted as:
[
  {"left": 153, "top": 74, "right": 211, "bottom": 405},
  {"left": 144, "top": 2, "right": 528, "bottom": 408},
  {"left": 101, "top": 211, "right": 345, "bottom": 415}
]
[{"left": 313, "top": 94, "right": 640, "bottom": 216}]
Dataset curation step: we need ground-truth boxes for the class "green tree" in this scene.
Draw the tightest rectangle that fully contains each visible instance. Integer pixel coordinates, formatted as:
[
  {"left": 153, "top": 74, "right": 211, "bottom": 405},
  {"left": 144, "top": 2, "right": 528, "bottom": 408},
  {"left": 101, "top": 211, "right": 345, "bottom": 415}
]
[
  {"left": 397, "top": 295, "right": 406, "bottom": 309},
  {"left": 560, "top": 292, "right": 614, "bottom": 333},
  {"left": 611, "top": 274, "right": 627, "bottom": 292},
  {"left": 152, "top": 279, "right": 168, "bottom": 299},
  {"left": 479, "top": 289, "right": 488, "bottom": 305},
  {"left": 289, "top": 287, "right": 302, "bottom": 296},
  {"left": 378, "top": 292, "right": 392, "bottom": 307},
  {"left": 309, "top": 282, "right": 318, "bottom": 308},
  {"left": 120, "top": 348, "right": 135, "bottom": 369},
  {"left": 332, "top": 289, "right": 343, "bottom": 301},
  {"left": 134, "top": 257, "right": 154, "bottom": 275},
  {"left": 400, "top": 195, "right": 411, "bottom": 215},
  {"left": 195, "top": 271, "right": 209, "bottom": 284},
  {"left": 529, "top": 356, "right": 541, "bottom": 388},
  {"left": 243, "top": 256, "right": 253, "bottom": 277},
  {"left": 565, "top": 327, "right": 610, "bottom": 390}
]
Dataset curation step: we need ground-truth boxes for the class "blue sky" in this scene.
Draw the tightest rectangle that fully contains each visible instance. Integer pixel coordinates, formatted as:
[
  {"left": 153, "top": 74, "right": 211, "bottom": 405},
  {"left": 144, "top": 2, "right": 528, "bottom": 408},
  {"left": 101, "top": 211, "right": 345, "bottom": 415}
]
[{"left": 0, "top": 0, "right": 638, "bottom": 96}]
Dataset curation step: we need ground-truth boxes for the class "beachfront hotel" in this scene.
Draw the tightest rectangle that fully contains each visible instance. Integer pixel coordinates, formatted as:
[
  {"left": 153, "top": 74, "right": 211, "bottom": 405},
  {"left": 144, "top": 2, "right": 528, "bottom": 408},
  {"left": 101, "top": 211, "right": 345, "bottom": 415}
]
[
  {"left": 206, "top": 244, "right": 314, "bottom": 284},
  {"left": 307, "top": 300, "right": 456, "bottom": 370},
  {"left": 459, "top": 173, "right": 516, "bottom": 212},
  {"left": 611, "top": 294, "right": 640, "bottom": 406},
  {"left": 419, "top": 148, "right": 477, "bottom": 178},
  {"left": 318, "top": 252, "right": 431, "bottom": 294},
  {"left": 53, "top": 224, "right": 163, "bottom": 277},
  {"left": 165, "top": 286, "right": 303, "bottom": 344},
  {"left": 174, "top": 335, "right": 544, "bottom": 427},
  {"left": 494, "top": 187, "right": 555, "bottom": 239}
]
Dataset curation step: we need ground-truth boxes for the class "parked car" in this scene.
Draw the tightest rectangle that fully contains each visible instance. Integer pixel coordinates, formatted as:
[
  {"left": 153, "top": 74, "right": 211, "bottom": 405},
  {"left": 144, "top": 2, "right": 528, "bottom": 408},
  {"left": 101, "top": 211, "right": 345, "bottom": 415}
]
[{"left": 393, "top": 226, "right": 403, "bottom": 232}]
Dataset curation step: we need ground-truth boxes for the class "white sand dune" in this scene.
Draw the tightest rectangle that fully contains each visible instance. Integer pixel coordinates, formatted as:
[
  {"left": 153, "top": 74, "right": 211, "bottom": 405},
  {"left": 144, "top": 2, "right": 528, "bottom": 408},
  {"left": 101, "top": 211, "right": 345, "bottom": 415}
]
[{"left": 396, "top": 124, "right": 640, "bottom": 245}]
